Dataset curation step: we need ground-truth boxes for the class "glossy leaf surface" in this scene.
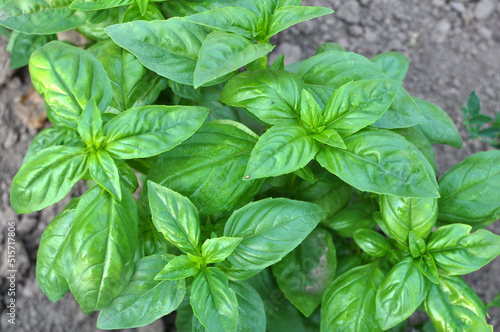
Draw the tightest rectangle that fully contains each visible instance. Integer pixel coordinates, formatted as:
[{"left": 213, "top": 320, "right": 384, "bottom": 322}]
[
  {"left": 371, "top": 51, "right": 410, "bottom": 81},
  {"left": 202, "top": 237, "right": 243, "bottom": 264},
  {"left": 353, "top": 229, "right": 391, "bottom": 258},
  {"left": 155, "top": 255, "right": 199, "bottom": 280},
  {"left": 97, "top": 254, "right": 186, "bottom": 329},
  {"left": 224, "top": 198, "right": 325, "bottom": 270}
]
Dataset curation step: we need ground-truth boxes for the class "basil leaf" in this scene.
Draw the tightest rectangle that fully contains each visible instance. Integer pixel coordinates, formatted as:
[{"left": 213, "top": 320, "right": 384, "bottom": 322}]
[
  {"left": 414, "top": 254, "right": 439, "bottom": 285},
  {"left": 23, "top": 125, "right": 77, "bottom": 163},
  {"left": 122, "top": 3, "right": 164, "bottom": 21},
  {"left": 103, "top": 105, "right": 209, "bottom": 159},
  {"left": 36, "top": 198, "right": 79, "bottom": 302},
  {"left": 96, "top": 254, "right": 186, "bottom": 329},
  {"left": 324, "top": 202, "right": 377, "bottom": 238},
  {"left": 438, "top": 150, "right": 500, "bottom": 228},
  {"left": 372, "top": 88, "right": 427, "bottom": 129},
  {"left": 245, "top": 125, "right": 319, "bottom": 179},
  {"left": 413, "top": 97, "right": 463, "bottom": 148},
  {"left": 321, "top": 263, "right": 385, "bottom": 331},
  {"left": 300, "top": 89, "right": 324, "bottom": 131},
  {"left": 230, "top": 281, "right": 266, "bottom": 332},
  {"left": 272, "top": 228, "right": 336, "bottom": 317},
  {"left": 63, "top": 185, "right": 138, "bottom": 312},
  {"left": 408, "top": 231, "right": 426, "bottom": 258},
  {"left": 8, "top": 32, "right": 56, "bottom": 69},
  {"left": 105, "top": 18, "right": 210, "bottom": 85},
  {"left": 116, "top": 160, "right": 139, "bottom": 194},
  {"left": 186, "top": 7, "right": 258, "bottom": 39},
  {"left": 202, "top": 237, "right": 243, "bottom": 264},
  {"left": 11, "top": 145, "right": 88, "bottom": 214},
  {"left": 146, "top": 120, "right": 263, "bottom": 214},
  {"left": 424, "top": 275, "right": 491, "bottom": 331},
  {"left": 78, "top": 98, "right": 103, "bottom": 147},
  {"left": 353, "top": 229, "right": 391, "bottom": 258},
  {"left": 0, "top": 0, "right": 89, "bottom": 34},
  {"left": 220, "top": 70, "right": 305, "bottom": 125},
  {"left": 379, "top": 195, "right": 437, "bottom": 245},
  {"left": 323, "top": 79, "right": 400, "bottom": 136},
  {"left": 298, "top": 51, "right": 385, "bottom": 100},
  {"left": 88, "top": 39, "right": 167, "bottom": 113},
  {"left": 376, "top": 257, "right": 430, "bottom": 330},
  {"left": 162, "top": 0, "right": 239, "bottom": 17},
  {"left": 393, "top": 126, "right": 438, "bottom": 176},
  {"left": 155, "top": 255, "right": 199, "bottom": 281},
  {"left": 88, "top": 150, "right": 121, "bottom": 200},
  {"left": 191, "top": 267, "right": 238, "bottom": 332},
  {"left": 267, "top": 6, "right": 333, "bottom": 39},
  {"left": 316, "top": 129, "right": 439, "bottom": 198},
  {"left": 316, "top": 42, "right": 347, "bottom": 54},
  {"left": 224, "top": 197, "right": 325, "bottom": 270},
  {"left": 70, "top": 0, "right": 134, "bottom": 10},
  {"left": 194, "top": 30, "right": 273, "bottom": 88},
  {"left": 294, "top": 172, "right": 352, "bottom": 219},
  {"left": 426, "top": 224, "right": 500, "bottom": 275},
  {"left": 29, "top": 41, "right": 112, "bottom": 129},
  {"left": 176, "top": 296, "right": 194, "bottom": 332},
  {"left": 147, "top": 181, "right": 201, "bottom": 255},
  {"left": 371, "top": 51, "right": 410, "bottom": 81},
  {"left": 311, "top": 127, "right": 345, "bottom": 149}
]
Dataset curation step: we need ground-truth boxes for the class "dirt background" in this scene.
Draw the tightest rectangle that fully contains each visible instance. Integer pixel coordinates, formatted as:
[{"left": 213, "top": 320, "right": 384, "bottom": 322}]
[{"left": 1, "top": 0, "right": 500, "bottom": 330}]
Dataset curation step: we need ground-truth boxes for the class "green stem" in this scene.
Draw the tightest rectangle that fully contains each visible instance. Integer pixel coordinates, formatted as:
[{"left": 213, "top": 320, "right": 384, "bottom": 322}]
[{"left": 258, "top": 54, "right": 268, "bottom": 70}]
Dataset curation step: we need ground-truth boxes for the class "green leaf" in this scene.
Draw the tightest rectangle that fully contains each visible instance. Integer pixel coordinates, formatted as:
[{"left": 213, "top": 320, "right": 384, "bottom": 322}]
[
  {"left": 194, "top": 31, "right": 274, "bottom": 88},
  {"left": 88, "top": 39, "right": 167, "bottom": 113},
  {"left": 245, "top": 125, "right": 318, "bottom": 179},
  {"left": 371, "top": 52, "right": 410, "bottom": 81},
  {"left": 219, "top": 70, "right": 305, "bottom": 125},
  {"left": 438, "top": 150, "right": 500, "bottom": 228},
  {"left": 70, "top": 0, "right": 134, "bottom": 10},
  {"left": 315, "top": 42, "right": 347, "bottom": 54},
  {"left": 8, "top": 32, "right": 56, "bottom": 69},
  {"left": 294, "top": 172, "right": 352, "bottom": 219},
  {"left": 414, "top": 254, "right": 439, "bottom": 285},
  {"left": 298, "top": 51, "right": 386, "bottom": 100},
  {"left": 321, "top": 263, "right": 385, "bottom": 332},
  {"left": 116, "top": 160, "right": 139, "bottom": 194},
  {"left": 230, "top": 281, "right": 266, "bottom": 332},
  {"left": 466, "top": 91, "right": 481, "bottom": 116},
  {"left": 10, "top": 146, "right": 88, "bottom": 214},
  {"left": 376, "top": 257, "right": 430, "bottom": 330},
  {"left": 0, "top": 0, "right": 89, "bottom": 34},
  {"left": 36, "top": 198, "right": 79, "bottom": 302},
  {"left": 146, "top": 120, "right": 263, "bottom": 214},
  {"left": 322, "top": 79, "right": 401, "bottom": 136},
  {"left": 413, "top": 97, "right": 463, "bottom": 149},
  {"left": 408, "top": 231, "right": 426, "bottom": 258},
  {"left": 392, "top": 126, "right": 438, "bottom": 176},
  {"left": 353, "top": 229, "right": 391, "bottom": 258},
  {"left": 270, "top": 54, "right": 285, "bottom": 70},
  {"left": 185, "top": 7, "right": 258, "bottom": 39},
  {"left": 147, "top": 181, "right": 201, "bottom": 255},
  {"left": 316, "top": 129, "right": 439, "bottom": 198},
  {"left": 224, "top": 197, "right": 326, "bottom": 270},
  {"left": 424, "top": 275, "right": 491, "bottom": 332},
  {"left": 272, "top": 228, "right": 336, "bottom": 317},
  {"left": 324, "top": 202, "right": 377, "bottom": 238},
  {"left": 103, "top": 105, "right": 209, "bottom": 159},
  {"left": 63, "top": 185, "right": 137, "bottom": 312},
  {"left": 155, "top": 255, "right": 199, "bottom": 280},
  {"left": 379, "top": 195, "right": 437, "bottom": 245},
  {"left": 311, "top": 127, "right": 346, "bottom": 149},
  {"left": 266, "top": 5, "right": 333, "bottom": 38},
  {"left": 372, "top": 88, "right": 427, "bottom": 129},
  {"left": 122, "top": 3, "right": 164, "bottom": 21},
  {"left": 426, "top": 224, "right": 500, "bottom": 275},
  {"left": 23, "top": 125, "right": 77, "bottom": 163},
  {"left": 76, "top": 7, "right": 124, "bottom": 40},
  {"left": 29, "top": 41, "right": 112, "bottom": 129},
  {"left": 88, "top": 151, "right": 121, "bottom": 200},
  {"left": 202, "top": 237, "right": 243, "bottom": 264},
  {"left": 136, "top": 0, "right": 148, "bottom": 16},
  {"left": 78, "top": 98, "right": 103, "bottom": 147},
  {"left": 191, "top": 267, "right": 238, "bottom": 332},
  {"left": 96, "top": 254, "right": 186, "bottom": 329},
  {"left": 105, "top": 18, "right": 210, "bottom": 85},
  {"left": 300, "top": 89, "right": 324, "bottom": 131},
  {"left": 162, "top": 0, "right": 240, "bottom": 17}
]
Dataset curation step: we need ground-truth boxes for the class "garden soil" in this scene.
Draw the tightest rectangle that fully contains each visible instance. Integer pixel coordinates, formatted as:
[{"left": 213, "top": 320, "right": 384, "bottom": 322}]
[{"left": 1, "top": 0, "right": 500, "bottom": 330}]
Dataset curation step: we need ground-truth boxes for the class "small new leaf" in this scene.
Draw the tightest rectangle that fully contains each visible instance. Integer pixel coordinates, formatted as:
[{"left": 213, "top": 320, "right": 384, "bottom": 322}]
[
  {"left": 300, "top": 89, "right": 324, "bottom": 131},
  {"left": 202, "top": 237, "right": 243, "bottom": 264},
  {"left": 155, "top": 255, "right": 199, "bottom": 281}
]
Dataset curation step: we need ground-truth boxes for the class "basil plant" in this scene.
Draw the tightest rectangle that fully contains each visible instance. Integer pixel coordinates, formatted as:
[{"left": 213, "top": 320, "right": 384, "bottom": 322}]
[{"left": 3, "top": 0, "right": 500, "bottom": 330}]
